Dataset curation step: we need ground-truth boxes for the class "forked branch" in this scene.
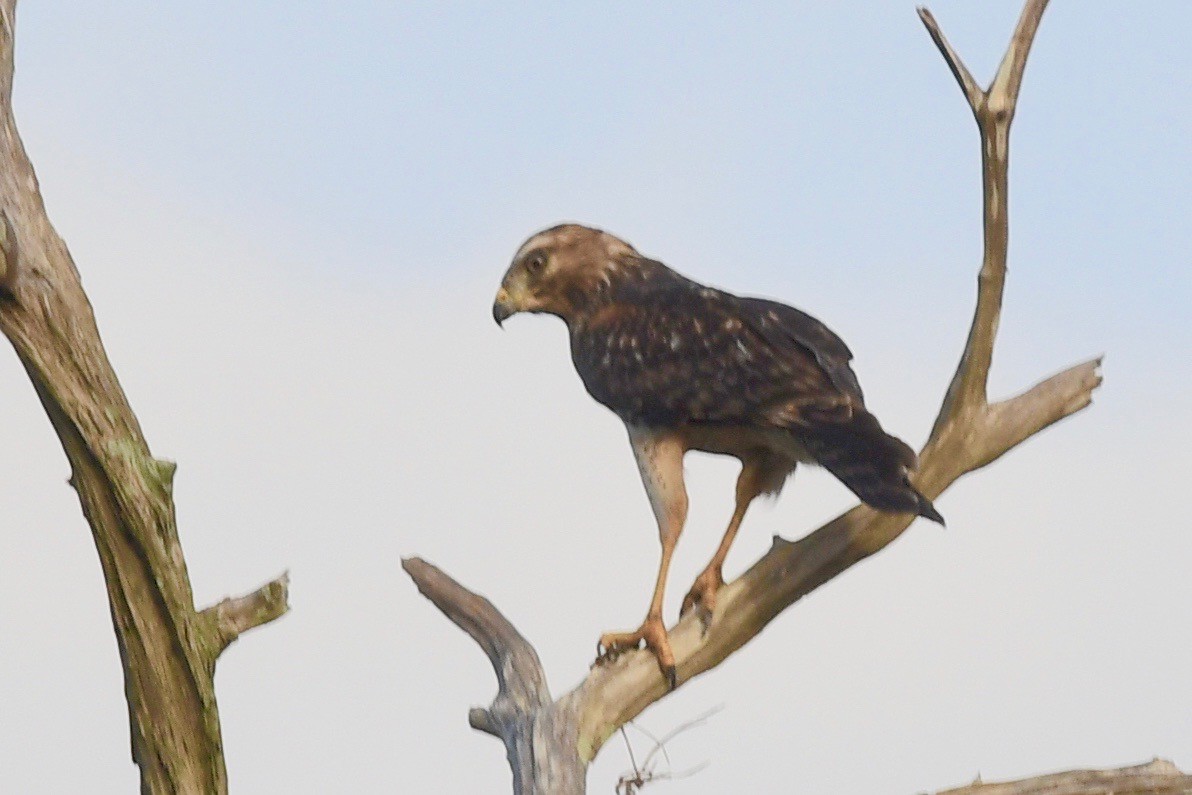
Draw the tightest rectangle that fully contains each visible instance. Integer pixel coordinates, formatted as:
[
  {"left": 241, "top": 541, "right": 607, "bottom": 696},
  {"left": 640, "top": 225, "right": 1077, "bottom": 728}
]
[
  {"left": 924, "top": 0, "right": 1053, "bottom": 429},
  {"left": 405, "top": 2, "right": 1102, "bottom": 793},
  {"left": 402, "top": 557, "right": 551, "bottom": 736},
  {"left": 403, "top": 559, "right": 581, "bottom": 791}
]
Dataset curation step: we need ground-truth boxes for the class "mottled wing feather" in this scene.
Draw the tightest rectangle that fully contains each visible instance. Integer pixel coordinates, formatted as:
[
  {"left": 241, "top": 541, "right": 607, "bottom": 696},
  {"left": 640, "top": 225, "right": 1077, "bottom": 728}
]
[
  {"left": 567, "top": 262, "right": 942, "bottom": 524},
  {"left": 570, "top": 279, "right": 850, "bottom": 428},
  {"left": 736, "top": 297, "right": 864, "bottom": 404}
]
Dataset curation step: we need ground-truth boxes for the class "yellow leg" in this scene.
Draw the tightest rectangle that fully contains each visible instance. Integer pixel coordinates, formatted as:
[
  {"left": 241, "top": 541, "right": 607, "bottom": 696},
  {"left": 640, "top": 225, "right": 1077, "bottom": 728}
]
[
  {"left": 597, "top": 526, "right": 680, "bottom": 687},
  {"left": 597, "top": 428, "right": 687, "bottom": 689},
  {"left": 681, "top": 459, "right": 770, "bottom": 619}
]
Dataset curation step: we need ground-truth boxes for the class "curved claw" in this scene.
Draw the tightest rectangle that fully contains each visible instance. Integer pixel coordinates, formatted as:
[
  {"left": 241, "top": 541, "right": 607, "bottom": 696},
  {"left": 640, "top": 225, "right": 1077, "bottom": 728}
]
[
  {"left": 680, "top": 568, "right": 725, "bottom": 623},
  {"left": 595, "top": 637, "right": 635, "bottom": 664},
  {"left": 594, "top": 615, "right": 678, "bottom": 689}
]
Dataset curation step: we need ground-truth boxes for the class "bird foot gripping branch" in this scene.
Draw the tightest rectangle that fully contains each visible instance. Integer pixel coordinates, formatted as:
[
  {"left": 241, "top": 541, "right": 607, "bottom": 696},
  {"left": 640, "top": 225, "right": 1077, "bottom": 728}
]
[
  {"left": 596, "top": 615, "right": 677, "bottom": 691},
  {"left": 679, "top": 566, "right": 725, "bottom": 620}
]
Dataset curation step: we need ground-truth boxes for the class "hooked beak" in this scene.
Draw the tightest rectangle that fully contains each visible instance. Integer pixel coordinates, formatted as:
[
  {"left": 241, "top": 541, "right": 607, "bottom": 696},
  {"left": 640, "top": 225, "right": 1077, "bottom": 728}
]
[{"left": 492, "top": 287, "right": 515, "bottom": 327}]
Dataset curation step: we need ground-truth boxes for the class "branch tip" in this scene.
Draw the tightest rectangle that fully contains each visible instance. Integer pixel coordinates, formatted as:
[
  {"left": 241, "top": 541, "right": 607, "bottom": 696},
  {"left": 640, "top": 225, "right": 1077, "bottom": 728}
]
[
  {"left": 917, "top": 5, "right": 983, "bottom": 111},
  {"left": 202, "top": 572, "right": 291, "bottom": 657},
  {"left": 468, "top": 707, "right": 501, "bottom": 737},
  {"left": 403, "top": 556, "right": 551, "bottom": 716},
  {"left": 989, "top": 0, "right": 1051, "bottom": 110}
]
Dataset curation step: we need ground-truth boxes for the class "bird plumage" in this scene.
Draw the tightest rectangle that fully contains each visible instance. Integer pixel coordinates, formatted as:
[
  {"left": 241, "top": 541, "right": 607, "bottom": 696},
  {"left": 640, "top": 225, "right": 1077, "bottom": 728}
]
[
  {"left": 493, "top": 223, "right": 942, "bottom": 686},
  {"left": 527, "top": 229, "right": 940, "bottom": 522}
]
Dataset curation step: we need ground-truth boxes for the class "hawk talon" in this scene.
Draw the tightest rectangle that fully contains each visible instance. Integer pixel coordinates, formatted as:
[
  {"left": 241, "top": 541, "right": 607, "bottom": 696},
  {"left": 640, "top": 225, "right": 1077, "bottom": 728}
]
[
  {"left": 680, "top": 569, "right": 725, "bottom": 622},
  {"left": 595, "top": 638, "right": 634, "bottom": 665},
  {"left": 595, "top": 616, "right": 678, "bottom": 689}
]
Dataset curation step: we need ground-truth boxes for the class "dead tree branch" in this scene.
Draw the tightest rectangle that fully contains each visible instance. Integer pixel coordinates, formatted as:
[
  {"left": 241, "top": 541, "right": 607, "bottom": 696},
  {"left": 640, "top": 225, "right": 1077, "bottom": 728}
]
[
  {"left": 406, "top": 1, "right": 1103, "bottom": 793},
  {"left": 403, "top": 558, "right": 586, "bottom": 791},
  {"left": 0, "top": 3, "right": 288, "bottom": 791},
  {"left": 199, "top": 572, "right": 292, "bottom": 658},
  {"left": 933, "top": 758, "right": 1192, "bottom": 795}
]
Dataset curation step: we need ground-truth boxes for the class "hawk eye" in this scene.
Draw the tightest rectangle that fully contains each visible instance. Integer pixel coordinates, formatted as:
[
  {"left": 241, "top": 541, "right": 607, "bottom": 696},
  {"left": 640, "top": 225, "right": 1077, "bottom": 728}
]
[{"left": 525, "top": 252, "right": 547, "bottom": 275}]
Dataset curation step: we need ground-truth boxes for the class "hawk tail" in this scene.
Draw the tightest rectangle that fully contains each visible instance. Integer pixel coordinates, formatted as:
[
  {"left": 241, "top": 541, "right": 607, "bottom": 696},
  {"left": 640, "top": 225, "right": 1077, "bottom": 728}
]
[{"left": 799, "top": 412, "right": 944, "bottom": 525}]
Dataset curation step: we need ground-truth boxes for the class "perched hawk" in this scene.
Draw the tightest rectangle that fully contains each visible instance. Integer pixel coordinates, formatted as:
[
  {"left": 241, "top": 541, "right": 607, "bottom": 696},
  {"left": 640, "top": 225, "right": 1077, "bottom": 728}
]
[{"left": 493, "top": 224, "right": 942, "bottom": 687}]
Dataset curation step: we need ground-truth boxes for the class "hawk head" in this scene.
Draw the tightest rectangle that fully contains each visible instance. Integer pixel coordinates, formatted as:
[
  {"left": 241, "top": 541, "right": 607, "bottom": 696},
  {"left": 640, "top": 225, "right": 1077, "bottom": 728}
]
[{"left": 492, "top": 224, "right": 640, "bottom": 326}]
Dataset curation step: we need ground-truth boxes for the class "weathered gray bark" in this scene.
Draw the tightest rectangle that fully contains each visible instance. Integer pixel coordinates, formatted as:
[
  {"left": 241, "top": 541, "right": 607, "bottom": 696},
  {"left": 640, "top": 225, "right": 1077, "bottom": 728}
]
[
  {"left": 403, "top": 2, "right": 1114, "bottom": 793},
  {"left": 0, "top": 2, "right": 288, "bottom": 792}
]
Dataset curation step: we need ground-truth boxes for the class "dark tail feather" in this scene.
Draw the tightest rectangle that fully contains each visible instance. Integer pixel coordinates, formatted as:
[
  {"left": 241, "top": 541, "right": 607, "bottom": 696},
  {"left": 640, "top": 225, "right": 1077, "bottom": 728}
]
[{"left": 799, "top": 411, "right": 945, "bottom": 526}]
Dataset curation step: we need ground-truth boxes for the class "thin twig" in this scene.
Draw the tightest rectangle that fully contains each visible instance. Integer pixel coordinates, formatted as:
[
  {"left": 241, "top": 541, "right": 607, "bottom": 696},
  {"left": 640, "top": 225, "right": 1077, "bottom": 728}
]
[
  {"left": 616, "top": 707, "right": 721, "bottom": 793},
  {"left": 916, "top": 7, "right": 982, "bottom": 110},
  {"left": 640, "top": 706, "right": 722, "bottom": 772},
  {"left": 618, "top": 727, "right": 640, "bottom": 785},
  {"left": 624, "top": 721, "right": 671, "bottom": 772}
]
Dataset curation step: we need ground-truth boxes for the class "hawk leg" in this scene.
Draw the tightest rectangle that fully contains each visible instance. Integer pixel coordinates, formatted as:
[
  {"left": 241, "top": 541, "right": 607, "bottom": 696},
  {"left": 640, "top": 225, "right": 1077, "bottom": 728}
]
[
  {"left": 596, "top": 427, "right": 687, "bottom": 690},
  {"left": 681, "top": 455, "right": 789, "bottom": 621}
]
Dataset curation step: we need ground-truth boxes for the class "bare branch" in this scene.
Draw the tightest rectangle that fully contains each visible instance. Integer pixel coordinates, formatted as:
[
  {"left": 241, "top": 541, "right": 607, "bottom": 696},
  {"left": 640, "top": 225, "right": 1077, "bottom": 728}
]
[
  {"left": 638, "top": 705, "right": 721, "bottom": 772},
  {"left": 933, "top": 758, "right": 1192, "bottom": 795},
  {"left": 200, "top": 573, "right": 291, "bottom": 658},
  {"left": 402, "top": 557, "right": 551, "bottom": 717},
  {"left": 916, "top": 8, "right": 982, "bottom": 110},
  {"left": 402, "top": 558, "right": 583, "bottom": 794},
  {"left": 926, "top": 0, "right": 1052, "bottom": 433},
  {"left": 616, "top": 708, "right": 718, "bottom": 794},
  {"left": 989, "top": 0, "right": 1052, "bottom": 116},
  {"left": 469, "top": 707, "right": 502, "bottom": 738},
  {"left": 979, "top": 357, "right": 1103, "bottom": 470},
  {"left": 917, "top": 0, "right": 1051, "bottom": 121}
]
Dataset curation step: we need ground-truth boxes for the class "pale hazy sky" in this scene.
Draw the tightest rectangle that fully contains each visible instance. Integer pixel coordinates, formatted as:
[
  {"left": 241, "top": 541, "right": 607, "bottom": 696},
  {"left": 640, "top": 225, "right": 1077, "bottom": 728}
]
[{"left": 1, "top": 2, "right": 1189, "bottom": 793}]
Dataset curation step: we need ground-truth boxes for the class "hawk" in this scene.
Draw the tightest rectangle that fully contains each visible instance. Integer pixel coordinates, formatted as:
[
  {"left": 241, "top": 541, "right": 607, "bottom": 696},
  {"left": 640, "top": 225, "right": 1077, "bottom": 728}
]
[{"left": 492, "top": 224, "right": 942, "bottom": 688}]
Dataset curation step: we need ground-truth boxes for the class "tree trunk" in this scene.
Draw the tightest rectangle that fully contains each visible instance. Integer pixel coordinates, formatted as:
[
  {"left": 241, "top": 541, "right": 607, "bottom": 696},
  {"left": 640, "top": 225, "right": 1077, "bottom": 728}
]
[{"left": 0, "top": 2, "right": 288, "bottom": 791}]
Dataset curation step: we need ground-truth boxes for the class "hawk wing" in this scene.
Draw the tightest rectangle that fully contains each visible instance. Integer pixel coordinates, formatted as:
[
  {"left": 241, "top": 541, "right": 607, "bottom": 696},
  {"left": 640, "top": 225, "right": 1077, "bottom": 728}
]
[
  {"left": 568, "top": 275, "right": 859, "bottom": 430},
  {"left": 569, "top": 268, "right": 941, "bottom": 523},
  {"left": 735, "top": 296, "right": 864, "bottom": 405}
]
